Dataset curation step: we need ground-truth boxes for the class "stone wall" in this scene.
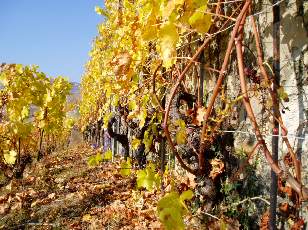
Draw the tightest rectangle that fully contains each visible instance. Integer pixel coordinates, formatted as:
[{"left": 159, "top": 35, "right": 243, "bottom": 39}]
[{"left": 231, "top": 0, "right": 308, "bottom": 225}]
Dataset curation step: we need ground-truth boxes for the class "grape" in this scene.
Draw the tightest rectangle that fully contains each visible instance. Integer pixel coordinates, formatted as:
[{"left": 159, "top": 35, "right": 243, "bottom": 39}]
[{"left": 244, "top": 67, "right": 260, "bottom": 84}]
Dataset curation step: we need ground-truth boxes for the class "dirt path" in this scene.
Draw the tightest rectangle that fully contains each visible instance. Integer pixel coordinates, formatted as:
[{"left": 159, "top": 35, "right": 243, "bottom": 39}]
[{"left": 0, "top": 145, "right": 161, "bottom": 229}]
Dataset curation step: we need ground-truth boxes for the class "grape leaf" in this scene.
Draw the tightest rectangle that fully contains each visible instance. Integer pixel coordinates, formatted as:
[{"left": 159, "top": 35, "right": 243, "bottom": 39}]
[
  {"left": 103, "top": 149, "right": 112, "bottom": 160},
  {"left": 120, "top": 158, "right": 131, "bottom": 177},
  {"left": 159, "top": 22, "right": 179, "bottom": 68},
  {"left": 176, "top": 129, "right": 187, "bottom": 145},
  {"left": 137, "top": 109, "right": 147, "bottom": 128},
  {"left": 159, "top": 207, "right": 185, "bottom": 230},
  {"left": 179, "top": 189, "right": 194, "bottom": 201},
  {"left": 179, "top": 189, "right": 194, "bottom": 211},
  {"left": 175, "top": 119, "right": 186, "bottom": 129},
  {"left": 136, "top": 163, "right": 160, "bottom": 191},
  {"left": 142, "top": 12, "right": 158, "bottom": 41},
  {"left": 131, "top": 138, "right": 141, "bottom": 151},
  {"left": 95, "top": 6, "right": 109, "bottom": 17},
  {"left": 175, "top": 119, "right": 187, "bottom": 145},
  {"left": 4, "top": 150, "right": 17, "bottom": 165},
  {"left": 277, "top": 86, "right": 289, "bottom": 102},
  {"left": 143, "top": 130, "right": 153, "bottom": 152},
  {"left": 87, "top": 152, "right": 102, "bottom": 166},
  {"left": 16, "top": 64, "right": 23, "bottom": 74},
  {"left": 21, "top": 106, "right": 29, "bottom": 119},
  {"left": 157, "top": 190, "right": 194, "bottom": 230},
  {"left": 188, "top": 6, "right": 212, "bottom": 34}
]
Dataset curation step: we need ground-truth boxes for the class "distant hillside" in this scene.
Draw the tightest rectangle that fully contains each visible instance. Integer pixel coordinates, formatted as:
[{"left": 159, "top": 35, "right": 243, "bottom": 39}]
[
  {"left": 0, "top": 81, "right": 80, "bottom": 117},
  {"left": 0, "top": 82, "right": 80, "bottom": 98},
  {"left": 68, "top": 82, "right": 80, "bottom": 118},
  {"left": 70, "top": 82, "right": 80, "bottom": 98}
]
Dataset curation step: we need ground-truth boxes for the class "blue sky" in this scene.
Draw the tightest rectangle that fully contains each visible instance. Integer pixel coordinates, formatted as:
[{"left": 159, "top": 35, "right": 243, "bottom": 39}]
[{"left": 0, "top": 0, "right": 104, "bottom": 83}]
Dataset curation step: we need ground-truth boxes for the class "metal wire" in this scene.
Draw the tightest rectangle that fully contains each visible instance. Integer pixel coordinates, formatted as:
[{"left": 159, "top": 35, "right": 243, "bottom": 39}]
[{"left": 219, "top": 129, "right": 307, "bottom": 140}]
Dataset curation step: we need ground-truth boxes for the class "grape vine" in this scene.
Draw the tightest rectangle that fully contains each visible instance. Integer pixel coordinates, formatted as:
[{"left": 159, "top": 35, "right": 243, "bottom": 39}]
[
  {"left": 79, "top": 0, "right": 308, "bottom": 228},
  {"left": 0, "top": 63, "right": 73, "bottom": 180}
]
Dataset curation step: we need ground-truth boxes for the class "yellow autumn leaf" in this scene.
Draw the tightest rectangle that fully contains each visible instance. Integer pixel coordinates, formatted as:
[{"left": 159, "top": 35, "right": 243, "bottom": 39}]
[
  {"left": 4, "top": 150, "right": 17, "bottom": 165},
  {"left": 120, "top": 158, "right": 132, "bottom": 177},
  {"left": 175, "top": 119, "right": 186, "bottom": 129},
  {"left": 142, "top": 14, "right": 158, "bottom": 41},
  {"left": 159, "top": 22, "right": 179, "bottom": 68},
  {"left": 132, "top": 138, "right": 141, "bottom": 151},
  {"left": 103, "top": 149, "right": 112, "bottom": 160},
  {"left": 162, "top": 0, "right": 184, "bottom": 19},
  {"left": 137, "top": 109, "right": 147, "bottom": 128},
  {"left": 82, "top": 214, "right": 92, "bottom": 222},
  {"left": 129, "top": 100, "right": 137, "bottom": 111},
  {"left": 21, "top": 106, "right": 29, "bottom": 119},
  {"left": 188, "top": 6, "right": 212, "bottom": 34},
  {"left": 95, "top": 6, "right": 109, "bottom": 17},
  {"left": 176, "top": 128, "right": 187, "bottom": 145}
]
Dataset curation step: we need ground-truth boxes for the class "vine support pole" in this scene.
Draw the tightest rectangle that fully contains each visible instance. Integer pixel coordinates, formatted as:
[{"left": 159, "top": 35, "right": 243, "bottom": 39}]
[
  {"left": 198, "top": 49, "right": 206, "bottom": 107},
  {"left": 237, "top": 15, "right": 308, "bottom": 200},
  {"left": 159, "top": 137, "right": 166, "bottom": 193},
  {"left": 270, "top": 0, "right": 281, "bottom": 228}
]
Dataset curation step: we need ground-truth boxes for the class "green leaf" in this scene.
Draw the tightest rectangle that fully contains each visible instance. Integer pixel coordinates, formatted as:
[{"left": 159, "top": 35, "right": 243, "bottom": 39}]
[
  {"left": 120, "top": 158, "right": 131, "bottom": 177},
  {"left": 157, "top": 191, "right": 193, "bottom": 230},
  {"left": 87, "top": 152, "right": 103, "bottom": 166},
  {"left": 159, "top": 207, "right": 185, "bottom": 230},
  {"left": 179, "top": 190, "right": 194, "bottom": 201},
  {"left": 179, "top": 189, "right": 194, "bottom": 211},
  {"left": 174, "top": 119, "right": 187, "bottom": 145},
  {"left": 136, "top": 163, "right": 160, "bottom": 191},
  {"left": 103, "top": 149, "right": 112, "bottom": 160},
  {"left": 188, "top": 6, "right": 212, "bottom": 34},
  {"left": 4, "top": 150, "right": 17, "bottom": 165},
  {"left": 277, "top": 86, "right": 289, "bottom": 102}
]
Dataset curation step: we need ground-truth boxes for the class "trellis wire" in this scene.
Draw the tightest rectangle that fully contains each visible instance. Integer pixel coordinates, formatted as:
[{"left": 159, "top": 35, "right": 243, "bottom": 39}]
[{"left": 219, "top": 129, "right": 307, "bottom": 140}]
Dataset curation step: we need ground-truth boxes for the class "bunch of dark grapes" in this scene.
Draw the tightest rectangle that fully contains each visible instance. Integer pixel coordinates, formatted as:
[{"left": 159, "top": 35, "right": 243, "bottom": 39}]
[{"left": 244, "top": 67, "right": 260, "bottom": 84}]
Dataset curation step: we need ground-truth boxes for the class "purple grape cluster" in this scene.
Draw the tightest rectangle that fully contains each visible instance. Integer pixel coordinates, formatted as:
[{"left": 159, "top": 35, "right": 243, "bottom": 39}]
[{"left": 244, "top": 67, "right": 260, "bottom": 84}]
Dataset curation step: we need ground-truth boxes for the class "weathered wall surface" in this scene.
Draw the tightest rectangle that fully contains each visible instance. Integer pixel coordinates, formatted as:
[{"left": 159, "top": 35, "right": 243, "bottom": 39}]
[
  {"left": 230, "top": 0, "right": 308, "bottom": 225},
  {"left": 252, "top": 1, "right": 308, "bottom": 180}
]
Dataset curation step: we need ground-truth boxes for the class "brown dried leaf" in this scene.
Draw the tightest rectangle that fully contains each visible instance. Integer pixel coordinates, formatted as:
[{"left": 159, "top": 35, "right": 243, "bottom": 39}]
[
  {"left": 194, "top": 106, "right": 206, "bottom": 126},
  {"left": 278, "top": 178, "right": 293, "bottom": 198},
  {"left": 209, "top": 158, "right": 225, "bottom": 180},
  {"left": 279, "top": 202, "right": 290, "bottom": 213},
  {"left": 291, "top": 218, "right": 305, "bottom": 230},
  {"left": 260, "top": 210, "right": 269, "bottom": 230}
]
